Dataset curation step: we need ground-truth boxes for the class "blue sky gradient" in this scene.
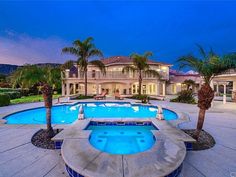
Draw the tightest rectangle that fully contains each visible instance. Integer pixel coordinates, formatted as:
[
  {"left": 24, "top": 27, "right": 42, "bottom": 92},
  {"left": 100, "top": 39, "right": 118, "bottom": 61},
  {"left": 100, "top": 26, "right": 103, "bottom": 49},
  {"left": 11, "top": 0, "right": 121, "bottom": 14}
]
[{"left": 0, "top": 1, "right": 236, "bottom": 68}]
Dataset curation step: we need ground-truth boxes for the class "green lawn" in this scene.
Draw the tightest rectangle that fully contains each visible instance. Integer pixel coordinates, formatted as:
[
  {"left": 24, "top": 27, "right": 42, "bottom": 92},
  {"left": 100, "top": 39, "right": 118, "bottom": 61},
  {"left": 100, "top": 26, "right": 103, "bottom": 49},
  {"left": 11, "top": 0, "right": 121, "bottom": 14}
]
[{"left": 10, "top": 94, "right": 61, "bottom": 105}]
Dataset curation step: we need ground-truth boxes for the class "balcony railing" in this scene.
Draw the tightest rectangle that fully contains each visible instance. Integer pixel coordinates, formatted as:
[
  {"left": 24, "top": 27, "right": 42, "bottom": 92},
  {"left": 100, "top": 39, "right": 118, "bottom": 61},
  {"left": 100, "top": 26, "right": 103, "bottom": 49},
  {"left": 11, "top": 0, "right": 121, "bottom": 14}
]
[
  {"left": 217, "top": 69, "right": 236, "bottom": 75},
  {"left": 66, "top": 71, "right": 168, "bottom": 80}
]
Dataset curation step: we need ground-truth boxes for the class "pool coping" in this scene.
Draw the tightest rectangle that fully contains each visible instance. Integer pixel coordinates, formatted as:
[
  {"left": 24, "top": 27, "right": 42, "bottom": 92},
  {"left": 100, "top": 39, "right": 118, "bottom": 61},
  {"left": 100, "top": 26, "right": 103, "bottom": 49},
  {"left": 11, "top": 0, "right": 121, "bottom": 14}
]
[
  {"left": 0, "top": 100, "right": 195, "bottom": 177},
  {"left": 0, "top": 100, "right": 189, "bottom": 127},
  {"left": 55, "top": 118, "right": 194, "bottom": 177}
]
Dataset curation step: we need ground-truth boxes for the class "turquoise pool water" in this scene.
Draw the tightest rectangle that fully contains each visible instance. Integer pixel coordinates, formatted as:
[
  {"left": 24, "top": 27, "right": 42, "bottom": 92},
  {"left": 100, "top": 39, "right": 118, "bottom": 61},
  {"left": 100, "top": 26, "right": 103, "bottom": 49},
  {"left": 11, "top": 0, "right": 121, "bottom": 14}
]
[
  {"left": 87, "top": 125, "right": 157, "bottom": 154},
  {"left": 4, "top": 102, "right": 178, "bottom": 124}
]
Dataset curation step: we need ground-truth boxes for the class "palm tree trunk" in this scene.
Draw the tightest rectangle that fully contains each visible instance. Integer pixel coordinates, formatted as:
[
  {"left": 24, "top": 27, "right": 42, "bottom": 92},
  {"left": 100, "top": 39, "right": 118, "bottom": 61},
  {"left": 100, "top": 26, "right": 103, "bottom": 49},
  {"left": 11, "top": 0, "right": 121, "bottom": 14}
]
[
  {"left": 46, "top": 107, "right": 54, "bottom": 138},
  {"left": 194, "top": 108, "right": 206, "bottom": 140},
  {"left": 194, "top": 83, "right": 214, "bottom": 141},
  {"left": 138, "top": 71, "right": 142, "bottom": 95},
  {"left": 41, "top": 84, "right": 54, "bottom": 138},
  {"left": 84, "top": 69, "right": 88, "bottom": 96}
]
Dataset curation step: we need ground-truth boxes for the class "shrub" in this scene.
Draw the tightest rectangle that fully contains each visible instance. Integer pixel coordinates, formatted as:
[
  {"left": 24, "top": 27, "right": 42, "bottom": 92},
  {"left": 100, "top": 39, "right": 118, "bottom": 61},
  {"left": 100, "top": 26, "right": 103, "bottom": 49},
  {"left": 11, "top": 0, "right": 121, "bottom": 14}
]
[
  {"left": 0, "top": 88, "right": 19, "bottom": 93},
  {"left": 0, "top": 94, "right": 10, "bottom": 106},
  {"left": 170, "top": 90, "right": 196, "bottom": 104},
  {"left": 20, "top": 89, "right": 30, "bottom": 97},
  {"left": 131, "top": 94, "right": 149, "bottom": 103},
  {"left": 5, "top": 91, "right": 21, "bottom": 99}
]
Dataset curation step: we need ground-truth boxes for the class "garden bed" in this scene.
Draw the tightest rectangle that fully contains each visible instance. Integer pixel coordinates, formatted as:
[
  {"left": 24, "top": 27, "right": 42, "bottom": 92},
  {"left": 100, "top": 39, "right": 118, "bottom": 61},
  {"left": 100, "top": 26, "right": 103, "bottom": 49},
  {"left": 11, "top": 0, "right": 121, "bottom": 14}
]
[
  {"left": 31, "top": 129, "right": 62, "bottom": 149},
  {"left": 182, "top": 129, "right": 216, "bottom": 150}
]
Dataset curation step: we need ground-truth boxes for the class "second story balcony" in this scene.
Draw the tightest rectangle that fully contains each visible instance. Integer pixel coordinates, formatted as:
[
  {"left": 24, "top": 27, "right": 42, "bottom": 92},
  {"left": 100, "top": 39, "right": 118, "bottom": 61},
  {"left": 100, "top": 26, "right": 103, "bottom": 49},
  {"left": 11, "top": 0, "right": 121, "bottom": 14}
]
[{"left": 63, "top": 70, "right": 169, "bottom": 81}]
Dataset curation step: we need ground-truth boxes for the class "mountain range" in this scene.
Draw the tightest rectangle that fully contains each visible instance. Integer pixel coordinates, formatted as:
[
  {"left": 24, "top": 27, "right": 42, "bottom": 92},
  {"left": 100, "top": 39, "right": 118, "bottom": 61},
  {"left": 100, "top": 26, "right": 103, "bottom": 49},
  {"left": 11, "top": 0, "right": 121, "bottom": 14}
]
[{"left": 0, "top": 63, "right": 61, "bottom": 75}]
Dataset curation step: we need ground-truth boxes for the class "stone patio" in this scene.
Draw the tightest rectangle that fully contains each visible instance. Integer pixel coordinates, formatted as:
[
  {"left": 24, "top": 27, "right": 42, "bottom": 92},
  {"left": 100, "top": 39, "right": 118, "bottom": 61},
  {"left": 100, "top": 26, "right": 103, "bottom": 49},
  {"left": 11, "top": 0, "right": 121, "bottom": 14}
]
[{"left": 0, "top": 99, "right": 235, "bottom": 177}]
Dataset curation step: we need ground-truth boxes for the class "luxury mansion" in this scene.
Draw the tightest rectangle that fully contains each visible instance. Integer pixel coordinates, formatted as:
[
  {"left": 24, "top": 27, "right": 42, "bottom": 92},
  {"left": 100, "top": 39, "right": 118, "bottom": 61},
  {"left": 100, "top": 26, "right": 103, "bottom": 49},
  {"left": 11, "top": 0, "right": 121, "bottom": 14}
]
[
  {"left": 61, "top": 56, "right": 236, "bottom": 101},
  {"left": 61, "top": 56, "right": 200, "bottom": 97}
]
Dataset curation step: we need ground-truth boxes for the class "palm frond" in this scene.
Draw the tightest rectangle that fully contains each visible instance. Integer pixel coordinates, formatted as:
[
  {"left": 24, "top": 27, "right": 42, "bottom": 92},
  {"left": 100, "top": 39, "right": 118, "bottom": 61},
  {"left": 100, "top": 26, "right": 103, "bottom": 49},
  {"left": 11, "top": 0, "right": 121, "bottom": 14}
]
[
  {"left": 130, "top": 52, "right": 150, "bottom": 70},
  {"left": 62, "top": 47, "right": 79, "bottom": 56},
  {"left": 84, "top": 37, "right": 94, "bottom": 45},
  {"left": 209, "top": 47, "right": 216, "bottom": 58},
  {"left": 77, "top": 57, "right": 88, "bottom": 72},
  {"left": 196, "top": 44, "right": 206, "bottom": 59},
  {"left": 60, "top": 60, "right": 74, "bottom": 70},
  {"left": 177, "top": 55, "right": 202, "bottom": 71},
  {"left": 144, "top": 51, "right": 153, "bottom": 58},
  {"left": 177, "top": 46, "right": 236, "bottom": 84},
  {"left": 89, "top": 60, "right": 106, "bottom": 75},
  {"left": 122, "top": 65, "right": 136, "bottom": 73},
  {"left": 73, "top": 39, "right": 83, "bottom": 47},
  {"left": 144, "top": 69, "right": 161, "bottom": 79},
  {"left": 88, "top": 49, "right": 103, "bottom": 58}
]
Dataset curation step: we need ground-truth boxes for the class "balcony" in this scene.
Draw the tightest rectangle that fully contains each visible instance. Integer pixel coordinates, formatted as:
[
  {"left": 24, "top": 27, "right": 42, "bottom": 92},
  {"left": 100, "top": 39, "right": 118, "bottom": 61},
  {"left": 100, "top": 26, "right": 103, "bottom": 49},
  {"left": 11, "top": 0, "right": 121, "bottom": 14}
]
[
  {"left": 217, "top": 69, "right": 236, "bottom": 75},
  {"left": 65, "top": 71, "right": 168, "bottom": 80}
]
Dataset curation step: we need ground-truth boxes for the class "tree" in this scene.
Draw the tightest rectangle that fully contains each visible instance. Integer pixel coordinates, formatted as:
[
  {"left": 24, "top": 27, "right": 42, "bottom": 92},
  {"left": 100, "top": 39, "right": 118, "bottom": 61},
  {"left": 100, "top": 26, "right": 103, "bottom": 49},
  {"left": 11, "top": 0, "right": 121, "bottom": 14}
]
[
  {"left": 10, "top": 65, "right": 61, "bottom": 138},
  {"left": 0, "top": 74, "right": 6, "bottom": 82},
  {"left": 177, "top": 45, "right": 236, "bottom": 140},
  {"left": 60, "top": 60, "right": 74, "bottom": 71},
  {"left": 182, "top": 79, "right": 196, "bottom": 90},
  {"left": 62, "top": 37, "right": 105, "bottom": 96},
  {"left": 122, "top": 52, "right": 161, "bottom": 95}
]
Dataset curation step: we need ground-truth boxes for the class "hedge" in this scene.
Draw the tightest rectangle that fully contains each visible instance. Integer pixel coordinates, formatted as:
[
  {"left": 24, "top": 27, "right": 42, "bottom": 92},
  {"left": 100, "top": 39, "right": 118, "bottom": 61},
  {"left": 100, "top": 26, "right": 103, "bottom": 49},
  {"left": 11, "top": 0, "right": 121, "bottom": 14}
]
[
  {"left": 4, "top": 91, "right": 22, "bottom": 99},
  {"left": 0, "top": 94, "right": 10, "bottom": 107}
]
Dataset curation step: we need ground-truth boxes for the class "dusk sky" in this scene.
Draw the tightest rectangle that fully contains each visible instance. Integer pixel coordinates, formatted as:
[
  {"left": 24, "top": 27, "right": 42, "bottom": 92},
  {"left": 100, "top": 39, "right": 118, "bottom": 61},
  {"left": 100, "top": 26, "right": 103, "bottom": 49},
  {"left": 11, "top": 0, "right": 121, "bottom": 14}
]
[{"left": 0, "top": 1, "right": 236, "bottom": 69}]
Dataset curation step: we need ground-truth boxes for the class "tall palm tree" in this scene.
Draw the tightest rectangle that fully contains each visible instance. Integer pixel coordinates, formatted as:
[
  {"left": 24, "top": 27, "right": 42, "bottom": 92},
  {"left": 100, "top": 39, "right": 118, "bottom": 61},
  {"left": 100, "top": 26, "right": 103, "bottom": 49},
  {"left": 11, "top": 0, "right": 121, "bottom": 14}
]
[
  {"left": 122, "top": 52, "right": 161, "bottom": 95},
  {"left": 62, "top": 37, "right": 105, "bottom": 96},
  {"left": 10, "top": 65, "right": 60, "bottom": 138},
  {"left": 177, "top": 45, "right": 236, "bottom": 140}
]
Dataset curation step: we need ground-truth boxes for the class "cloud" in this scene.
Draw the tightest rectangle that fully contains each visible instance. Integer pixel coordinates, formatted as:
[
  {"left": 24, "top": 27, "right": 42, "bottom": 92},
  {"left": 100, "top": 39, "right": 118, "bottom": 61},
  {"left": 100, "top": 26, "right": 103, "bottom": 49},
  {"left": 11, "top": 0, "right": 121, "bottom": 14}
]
[{"left": 0, "top": 31, "right": 71, "bottom": 65}]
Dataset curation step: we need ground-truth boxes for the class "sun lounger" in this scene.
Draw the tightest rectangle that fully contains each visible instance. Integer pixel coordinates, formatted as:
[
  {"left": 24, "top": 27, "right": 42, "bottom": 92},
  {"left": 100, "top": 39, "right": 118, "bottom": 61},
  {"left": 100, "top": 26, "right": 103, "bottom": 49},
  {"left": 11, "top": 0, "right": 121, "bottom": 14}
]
[
  {"left": 114, "top": 92, "right": 124, "bottom": 100},
  {"left": 94, "top": 92, "right": 107, "bottom": 100}
]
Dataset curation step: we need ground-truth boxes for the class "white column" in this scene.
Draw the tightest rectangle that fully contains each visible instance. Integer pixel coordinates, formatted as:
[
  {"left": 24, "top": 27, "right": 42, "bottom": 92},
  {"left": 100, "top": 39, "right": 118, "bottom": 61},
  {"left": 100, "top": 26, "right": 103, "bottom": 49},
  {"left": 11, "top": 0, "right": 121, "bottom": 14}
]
[
  {"left": 233, "top": 81, "right": 236, "bottom": 91},
  {"left": 156, "top": 81, "right": 160, "bottom": 96},
  {"left": 62, "top": 83, "right": 65, "bottom": 96},
  {"left": 96, "top": 83, "right": 99, "bottom": 95},
  {"left": 66, "top": 83, "right": 70, "bottom": 96},
  {"left": 73, "top": 83, "right": 76, "bottom": 94},
  {"left": 216, "top": 83, "right": 219, "bottom": 95},
  {"left": 162, "top": 81, "right": 166, "bottom": 96},
  {"left": 126, "top": 83, "right": 130, "bottom": 95},
  {"left": 65, "top": 69, "right": 70, "bottom": 78},
  {"left": 232, "top": 81, "right": 236, "bottom": 102},
  {"left": 223, "top": 84, "right": 227, "bottom": 104}
]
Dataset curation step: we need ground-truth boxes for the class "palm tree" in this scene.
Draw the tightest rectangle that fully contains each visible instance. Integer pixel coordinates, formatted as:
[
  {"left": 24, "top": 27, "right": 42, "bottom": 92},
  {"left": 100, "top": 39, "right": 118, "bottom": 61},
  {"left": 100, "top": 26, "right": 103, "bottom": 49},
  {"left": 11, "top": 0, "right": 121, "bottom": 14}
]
[
  {"left": 60, "top": 60, "right": 74, "bottom": 72},
  {"left": 10, "top": 65, "right": 60, "bottom": 138},
  {"left": 122, "top": 52, "right": 161, "bottom": 95},
  {"left": 177, "top": 45, "right": 236, "bottom": 140},
  {"left": 62, "top": 37, "right": 105, "bottom": 96},
  {"left": 182, "top": 79, "right": 196, "bottom": 90}
]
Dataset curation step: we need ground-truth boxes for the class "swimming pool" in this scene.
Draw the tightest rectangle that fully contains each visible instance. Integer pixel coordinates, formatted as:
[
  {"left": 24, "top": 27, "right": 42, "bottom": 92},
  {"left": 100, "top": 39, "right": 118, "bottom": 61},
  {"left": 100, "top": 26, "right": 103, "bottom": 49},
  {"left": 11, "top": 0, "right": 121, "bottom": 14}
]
[
  {"left": 86, "top": 124, "right": 157, "bottom": 154},
  {"left": 4, "top": 102, "right": 178, "bottom": 124}
]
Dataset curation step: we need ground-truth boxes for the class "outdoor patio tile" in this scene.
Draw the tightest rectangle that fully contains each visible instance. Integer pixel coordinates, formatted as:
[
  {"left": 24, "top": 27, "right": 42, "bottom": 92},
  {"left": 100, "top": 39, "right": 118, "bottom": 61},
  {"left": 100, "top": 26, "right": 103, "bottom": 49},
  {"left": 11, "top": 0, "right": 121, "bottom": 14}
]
[
  {"left": 181, "top": 161, "right": 205, "bottom": 177},
  {"left": 185, "top": 151, "right": 230, "bottom": 177},
  {"left": 12, "top": 150, "right": 61, "bottom": 177}
]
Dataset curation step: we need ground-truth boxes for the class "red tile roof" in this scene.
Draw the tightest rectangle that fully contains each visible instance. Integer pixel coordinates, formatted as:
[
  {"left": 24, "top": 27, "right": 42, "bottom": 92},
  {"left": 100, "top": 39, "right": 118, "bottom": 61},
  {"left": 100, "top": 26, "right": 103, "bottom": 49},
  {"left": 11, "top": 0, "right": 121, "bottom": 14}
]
[{"left": 100, "top": 56, "right": 171, "bottom": 66}]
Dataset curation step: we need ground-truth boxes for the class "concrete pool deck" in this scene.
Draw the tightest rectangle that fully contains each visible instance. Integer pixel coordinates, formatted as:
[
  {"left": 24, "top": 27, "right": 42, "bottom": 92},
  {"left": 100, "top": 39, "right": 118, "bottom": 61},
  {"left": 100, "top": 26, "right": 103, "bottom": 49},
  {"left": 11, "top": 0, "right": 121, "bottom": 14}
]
[
  {"left": 0, "top": 99, "right": 236, "bottom": 177},
  {"left": 52, "top": 118, "right": 194, "bottom": 177}
]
